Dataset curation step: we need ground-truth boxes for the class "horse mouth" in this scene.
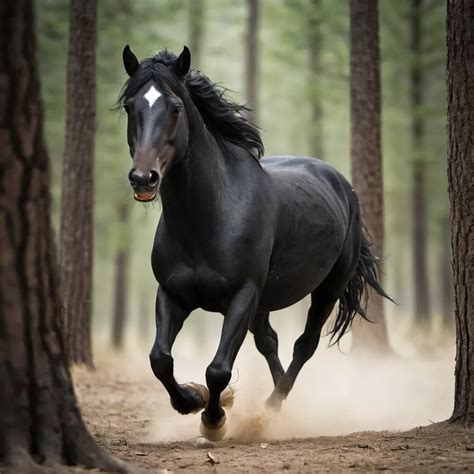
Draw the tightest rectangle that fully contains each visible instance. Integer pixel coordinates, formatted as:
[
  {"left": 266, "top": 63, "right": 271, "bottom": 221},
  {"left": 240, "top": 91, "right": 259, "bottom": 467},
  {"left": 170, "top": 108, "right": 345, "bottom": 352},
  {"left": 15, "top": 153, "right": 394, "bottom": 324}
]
[{"left": 134, "top": 190, "right": 158, "bottom": 202}]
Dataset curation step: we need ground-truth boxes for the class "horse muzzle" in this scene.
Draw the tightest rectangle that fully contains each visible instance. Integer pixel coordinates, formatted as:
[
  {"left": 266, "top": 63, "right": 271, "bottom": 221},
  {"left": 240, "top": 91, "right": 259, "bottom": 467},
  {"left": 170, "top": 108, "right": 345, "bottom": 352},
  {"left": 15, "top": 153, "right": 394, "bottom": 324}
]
[{"left": 128, "top": 168, "right": 159, "bottom": 202}]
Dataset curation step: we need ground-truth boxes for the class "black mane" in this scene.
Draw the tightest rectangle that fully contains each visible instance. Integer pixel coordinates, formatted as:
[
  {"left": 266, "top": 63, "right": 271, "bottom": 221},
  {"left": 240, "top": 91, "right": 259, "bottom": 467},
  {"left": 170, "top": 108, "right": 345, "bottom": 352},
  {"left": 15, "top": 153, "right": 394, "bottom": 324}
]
[{"left": 119, "top": 49, "right": 264, "bottom": 160}]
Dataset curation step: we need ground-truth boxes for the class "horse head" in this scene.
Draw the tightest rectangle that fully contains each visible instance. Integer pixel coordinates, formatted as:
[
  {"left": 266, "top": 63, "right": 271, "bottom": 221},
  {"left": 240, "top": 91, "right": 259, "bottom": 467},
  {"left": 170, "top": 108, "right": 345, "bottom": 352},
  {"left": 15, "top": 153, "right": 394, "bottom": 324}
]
[{"left": 121, "top": 45, "right": 191, "bottom": 202}]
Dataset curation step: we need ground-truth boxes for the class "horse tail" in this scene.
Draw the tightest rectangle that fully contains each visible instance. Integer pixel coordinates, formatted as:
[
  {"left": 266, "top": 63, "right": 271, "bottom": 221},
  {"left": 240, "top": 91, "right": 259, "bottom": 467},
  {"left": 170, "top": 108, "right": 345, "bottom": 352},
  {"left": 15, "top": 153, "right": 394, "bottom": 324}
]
[{"left": 329, "top": 228, "right": 393, "bottom": 345}]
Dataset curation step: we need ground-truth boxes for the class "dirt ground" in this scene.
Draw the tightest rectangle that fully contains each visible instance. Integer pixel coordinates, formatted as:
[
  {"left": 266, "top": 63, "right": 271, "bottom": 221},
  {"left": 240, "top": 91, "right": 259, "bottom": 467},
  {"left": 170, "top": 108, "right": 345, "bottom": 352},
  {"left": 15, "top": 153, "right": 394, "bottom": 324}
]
[{"left": 74, "top": 360, "right": 474, "bottom": 473}]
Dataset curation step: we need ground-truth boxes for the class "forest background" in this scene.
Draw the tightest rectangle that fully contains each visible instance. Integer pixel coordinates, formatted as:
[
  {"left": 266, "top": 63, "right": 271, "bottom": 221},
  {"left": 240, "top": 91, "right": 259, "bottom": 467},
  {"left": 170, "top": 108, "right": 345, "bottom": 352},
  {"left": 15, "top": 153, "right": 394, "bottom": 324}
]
[{"left": 37, "top": 0, "right": 450, "bottom": 356}]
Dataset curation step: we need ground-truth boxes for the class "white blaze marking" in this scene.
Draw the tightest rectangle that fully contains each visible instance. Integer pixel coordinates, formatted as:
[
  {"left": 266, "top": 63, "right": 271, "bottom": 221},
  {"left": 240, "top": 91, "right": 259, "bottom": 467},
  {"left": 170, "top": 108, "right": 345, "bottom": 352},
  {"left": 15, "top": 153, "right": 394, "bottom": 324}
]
[{"left": 144, "top": 85, "right": 161, "bottom": 108}]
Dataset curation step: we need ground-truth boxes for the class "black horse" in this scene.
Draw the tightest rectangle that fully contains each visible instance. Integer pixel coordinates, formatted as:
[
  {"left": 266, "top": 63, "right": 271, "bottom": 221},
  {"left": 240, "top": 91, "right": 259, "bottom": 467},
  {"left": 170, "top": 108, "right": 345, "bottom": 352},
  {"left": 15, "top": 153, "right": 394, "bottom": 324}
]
[{"left": 119, "top": 46, "right": 390, "bottom": 440}]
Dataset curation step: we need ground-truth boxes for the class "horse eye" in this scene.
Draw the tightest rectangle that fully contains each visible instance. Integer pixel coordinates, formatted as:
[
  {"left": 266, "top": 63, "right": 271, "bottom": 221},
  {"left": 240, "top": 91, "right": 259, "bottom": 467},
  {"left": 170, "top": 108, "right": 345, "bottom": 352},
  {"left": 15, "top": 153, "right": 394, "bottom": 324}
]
[{"left": 173, "top": 105, "right": 182, "bottom": 114}]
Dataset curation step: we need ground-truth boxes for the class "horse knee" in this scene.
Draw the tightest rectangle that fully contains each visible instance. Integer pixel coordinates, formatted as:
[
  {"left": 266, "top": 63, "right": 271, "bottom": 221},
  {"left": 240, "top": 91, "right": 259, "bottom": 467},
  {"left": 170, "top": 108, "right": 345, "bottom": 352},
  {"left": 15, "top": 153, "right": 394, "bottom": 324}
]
[
  {"left": 149, "top": 348, "right": 173, "bottom": 379},
  {"left": 206, "top": 362, "right": 231, "bottom": 392}
]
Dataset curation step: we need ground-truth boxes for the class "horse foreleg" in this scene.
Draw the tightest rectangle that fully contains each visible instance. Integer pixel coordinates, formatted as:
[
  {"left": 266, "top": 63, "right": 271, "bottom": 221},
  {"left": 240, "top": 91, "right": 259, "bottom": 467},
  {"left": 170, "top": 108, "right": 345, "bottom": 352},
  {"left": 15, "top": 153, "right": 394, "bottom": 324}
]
[
  {"left": 149, "top": 287, "right": 206, "bottom": 414},
  {"left": 250, "top": 311, "right": 284, "bottom": 386},
  {"left": 200, "top": 283, "right": 259, "bottom": 440}
]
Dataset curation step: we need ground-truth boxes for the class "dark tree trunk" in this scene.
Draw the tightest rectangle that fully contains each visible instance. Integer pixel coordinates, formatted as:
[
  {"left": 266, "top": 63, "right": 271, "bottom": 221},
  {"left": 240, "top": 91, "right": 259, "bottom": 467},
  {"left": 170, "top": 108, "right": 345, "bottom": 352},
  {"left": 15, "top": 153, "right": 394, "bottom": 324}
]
[
  {"left": 308, "top": 0, "right": 323, "bottom": 158},
  {"left": 189, "top": 0, "right": 205, "bottom": 70},
  {"left": 440, "top": 216, "right": 454, "bottom": 332},
  {"left": 59, "top": 0, "right": 97, "bottom": 367},
  {"left": 0, "top": 2, "right": 124, "bottom": 470},
  {"left": 410, "top": 0, "right": 431, "bottom": 327},
  {"left": 447, "top": 0, "right": 474, "bottom": 426},
  {"left": 245, "top": 0, "right": 260, "bottom": 125},
  {"left": 111, "top": 202, "right": 130, "bottom": 350},
  {"left": 349, "top": 0, "right": 390, "bottom": 352}
]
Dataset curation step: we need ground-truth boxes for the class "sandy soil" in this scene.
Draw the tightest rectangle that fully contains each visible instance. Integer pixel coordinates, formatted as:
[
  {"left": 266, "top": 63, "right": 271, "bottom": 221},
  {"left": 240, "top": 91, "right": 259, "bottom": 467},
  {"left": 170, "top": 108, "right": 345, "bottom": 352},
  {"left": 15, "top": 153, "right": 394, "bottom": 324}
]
[{"left": 74, "top": 356, "right": 474, "bottom": 473}]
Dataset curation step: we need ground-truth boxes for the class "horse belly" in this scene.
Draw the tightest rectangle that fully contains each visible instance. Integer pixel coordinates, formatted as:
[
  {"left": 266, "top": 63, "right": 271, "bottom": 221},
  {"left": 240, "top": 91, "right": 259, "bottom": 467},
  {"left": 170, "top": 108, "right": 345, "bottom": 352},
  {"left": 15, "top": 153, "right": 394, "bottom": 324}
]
[{"left": 258, "top": 240, "right": 341, "bottom": 312}]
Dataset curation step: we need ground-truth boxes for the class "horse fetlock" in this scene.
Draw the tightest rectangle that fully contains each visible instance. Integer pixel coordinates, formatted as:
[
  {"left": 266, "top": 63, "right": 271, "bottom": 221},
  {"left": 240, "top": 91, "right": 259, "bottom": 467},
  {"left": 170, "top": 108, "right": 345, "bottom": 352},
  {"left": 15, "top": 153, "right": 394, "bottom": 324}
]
[
  {"left": 171, "top": 383, "right": 207, "bottom": 415},
  {"left": 205, "top": 363, "right": 232, "bottom": 392},
  {"left": 187, "top": 383, "right": 209, "bottom": 403}
]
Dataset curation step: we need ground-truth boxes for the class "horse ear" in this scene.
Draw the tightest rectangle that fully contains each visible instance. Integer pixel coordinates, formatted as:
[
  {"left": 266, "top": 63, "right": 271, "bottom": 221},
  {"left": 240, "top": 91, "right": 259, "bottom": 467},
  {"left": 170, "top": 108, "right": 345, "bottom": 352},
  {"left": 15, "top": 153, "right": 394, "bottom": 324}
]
[
  {"left": 123, "top": 45, "right": 139, "bottom": 76},
  {"left": 172, "top": 46, "right": 191, "bottom": 78}
]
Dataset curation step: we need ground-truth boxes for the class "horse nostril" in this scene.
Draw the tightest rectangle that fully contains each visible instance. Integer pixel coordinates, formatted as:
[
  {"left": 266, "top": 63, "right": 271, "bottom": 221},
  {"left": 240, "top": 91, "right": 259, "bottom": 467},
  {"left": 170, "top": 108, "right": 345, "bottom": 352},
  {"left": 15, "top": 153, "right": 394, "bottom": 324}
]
[
  {"left": 128, "top": 169, "right": 137, "bottom": 187},
  {"left": 149, "top": 170, "right": 160, "bottom": 187}
]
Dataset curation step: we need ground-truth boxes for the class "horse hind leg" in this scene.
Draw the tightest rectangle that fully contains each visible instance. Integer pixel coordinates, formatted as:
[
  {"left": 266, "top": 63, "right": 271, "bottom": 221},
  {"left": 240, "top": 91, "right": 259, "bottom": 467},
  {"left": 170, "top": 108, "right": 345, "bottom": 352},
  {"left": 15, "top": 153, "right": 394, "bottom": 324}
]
[
  {"left": 265, "top": 291, "right": 336, "bottom": 412},
  {"left": 250, "top": 311, "right": 284, "bottom": 386},
  {"left": 266, "top": 241, "right": 359, "bottom": 412}
]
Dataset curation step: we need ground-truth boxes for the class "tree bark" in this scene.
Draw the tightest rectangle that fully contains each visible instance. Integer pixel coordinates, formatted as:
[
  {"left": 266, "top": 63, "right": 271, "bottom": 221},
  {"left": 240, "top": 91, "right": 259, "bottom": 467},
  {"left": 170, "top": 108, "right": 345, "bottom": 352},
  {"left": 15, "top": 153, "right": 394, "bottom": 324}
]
[
  {"left": 447, "top": 0, "right": 474, "bottom": 426},
  {"left": 410, "top": 0, "right": 431, "bottom": 327},
  {"left": 349, "top": 0, "right": 390, "bottom": 352},
  {"left": 189, "top": 0, "right": 205, "bottom": 70},
  {"left": 0, "top": 1, "right": 124, "bottom": 470},
  {"left": 245, "top": 0, "right": 260, "bottom": 126},
  {"left": 59, "top": 0, "right": 97, "bottom": 367},
  {"left": 111, "top": 202, "right": 130, "bottom": 350},
  {"left": 308, "top": 0, "right": 323, "bottom": 158}
]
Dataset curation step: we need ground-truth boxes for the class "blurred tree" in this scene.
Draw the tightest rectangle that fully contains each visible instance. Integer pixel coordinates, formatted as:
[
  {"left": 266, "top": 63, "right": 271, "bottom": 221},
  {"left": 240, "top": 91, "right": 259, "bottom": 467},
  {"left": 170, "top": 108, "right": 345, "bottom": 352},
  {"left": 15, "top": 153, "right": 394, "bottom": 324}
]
[
  {"left": 59, "top": 0, "right": 97, "bottom": 367},
  {"left": 308, "top": 0, "right": 323, "bottom": 158},
  {"left": 108, "top": 0, "right": 134, "bottom": 351},
  {"left": 246, "top": 0, "right": 261, "bottom": 125},
  {"left": 447, "top": 0, "right": 474, "bottom": 426},
  {"left": 410, "top": 0, "right": 430, "bottom": 328},
  {"left": 189, "top": 0, "right": 205, "bottom": 70},
  {"left": 111, "top": 201, "right": 130, "bottom": 349},
  {"left": 349, "top": 0, "right": 390, "bottom": 352},
  {"left": 0, "top": 2, "right": 123, "bottom": 470}
]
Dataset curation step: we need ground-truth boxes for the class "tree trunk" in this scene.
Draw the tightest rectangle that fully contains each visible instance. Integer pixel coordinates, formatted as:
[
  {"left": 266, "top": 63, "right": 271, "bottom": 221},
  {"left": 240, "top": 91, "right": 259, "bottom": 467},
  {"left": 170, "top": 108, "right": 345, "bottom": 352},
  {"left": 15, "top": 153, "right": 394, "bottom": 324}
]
[
  {"left": 349, "top": 0, "right": 390, "bottom": 352},
  {"left": 111, "top": 202, "right": 130, "bottom": 350},
  {"left": 0, "top": 2, "right": 124, "bottom": 470},
  {"left": 447, "top": 0, "right": 474, "bottom": 426},
  {"left": 439, "top": 216, "right": 454, "bottom": 332},
  {"left": 189, "top": 0, "right": 205, "bottom": 70},
  {"left": 308, "top": 0, "right": 323, "bottom": 158},
  {"left": 410, "top": 0, "right": 431, "bottom": 328},
  {"left": 59, "top": 0, "right": 97, "bottom": 367},
  {"left": 245, "top": 0, "right": 260, "bottom": 125}
]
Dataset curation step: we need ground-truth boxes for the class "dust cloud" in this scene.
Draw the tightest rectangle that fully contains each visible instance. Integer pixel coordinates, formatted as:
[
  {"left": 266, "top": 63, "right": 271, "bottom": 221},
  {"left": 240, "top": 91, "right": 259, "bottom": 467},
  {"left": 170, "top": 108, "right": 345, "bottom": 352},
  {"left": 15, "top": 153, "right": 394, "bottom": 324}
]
[{"left": 101, "top": 301, "right": 455, "bottom": 443}]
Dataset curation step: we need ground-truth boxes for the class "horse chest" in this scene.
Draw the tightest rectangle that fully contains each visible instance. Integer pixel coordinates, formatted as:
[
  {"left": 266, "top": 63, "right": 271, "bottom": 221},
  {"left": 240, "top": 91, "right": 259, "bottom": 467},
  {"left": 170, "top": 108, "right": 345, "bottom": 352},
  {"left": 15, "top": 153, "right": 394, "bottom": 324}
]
[{"left": 153, "top": 249, "right": 232, "bottom": 312}]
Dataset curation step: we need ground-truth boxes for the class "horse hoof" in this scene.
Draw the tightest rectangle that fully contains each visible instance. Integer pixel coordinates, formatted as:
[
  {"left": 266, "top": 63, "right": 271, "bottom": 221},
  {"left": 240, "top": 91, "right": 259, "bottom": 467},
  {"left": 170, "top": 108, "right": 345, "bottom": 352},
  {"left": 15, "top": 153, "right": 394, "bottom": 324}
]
[{"left": 200, "top": 414, "right": 227, "bottom": 441}]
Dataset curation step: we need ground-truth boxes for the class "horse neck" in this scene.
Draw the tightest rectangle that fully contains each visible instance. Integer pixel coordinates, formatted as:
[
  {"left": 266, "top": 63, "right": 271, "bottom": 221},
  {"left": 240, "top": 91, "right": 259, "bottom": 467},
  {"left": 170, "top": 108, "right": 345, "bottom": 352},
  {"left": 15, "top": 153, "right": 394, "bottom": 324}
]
[{"left": 159, "top": 110, "right": 231, "bottom": 229}]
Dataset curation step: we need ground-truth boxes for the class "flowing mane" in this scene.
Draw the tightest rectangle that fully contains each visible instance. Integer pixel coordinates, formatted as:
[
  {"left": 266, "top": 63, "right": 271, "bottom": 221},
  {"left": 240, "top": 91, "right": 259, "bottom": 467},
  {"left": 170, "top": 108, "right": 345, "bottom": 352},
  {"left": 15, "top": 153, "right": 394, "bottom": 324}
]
[{"left": 119, "top": 49, "right": 264, "bottom": 160}]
